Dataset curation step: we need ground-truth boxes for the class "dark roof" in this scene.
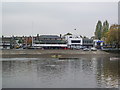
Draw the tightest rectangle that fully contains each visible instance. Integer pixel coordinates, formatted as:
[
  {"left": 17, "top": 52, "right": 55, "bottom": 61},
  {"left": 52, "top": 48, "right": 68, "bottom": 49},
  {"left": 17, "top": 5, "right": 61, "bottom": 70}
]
[
  {"left": 82, "top": 38, "right": 93, "bottom": 41},
  {"left": 2, "top": 37, "right": 12, "bottom": 41},
  {"left": 39, "top": 35, "right": 60, "bottom": 39}
]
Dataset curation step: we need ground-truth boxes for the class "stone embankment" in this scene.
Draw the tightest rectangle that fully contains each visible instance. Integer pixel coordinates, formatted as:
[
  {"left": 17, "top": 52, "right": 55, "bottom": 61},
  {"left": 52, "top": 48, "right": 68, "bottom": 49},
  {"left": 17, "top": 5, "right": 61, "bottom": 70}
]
[{"left": 1, "top": 49, "right": 119, "bottom": 58}]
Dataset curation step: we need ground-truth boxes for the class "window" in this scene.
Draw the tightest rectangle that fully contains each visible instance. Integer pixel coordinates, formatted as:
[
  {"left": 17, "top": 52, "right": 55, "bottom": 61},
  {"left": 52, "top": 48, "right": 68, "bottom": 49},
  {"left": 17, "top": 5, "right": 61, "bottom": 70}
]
[{"left": 71, "top": 40, "right": 81, "bottom": 43}]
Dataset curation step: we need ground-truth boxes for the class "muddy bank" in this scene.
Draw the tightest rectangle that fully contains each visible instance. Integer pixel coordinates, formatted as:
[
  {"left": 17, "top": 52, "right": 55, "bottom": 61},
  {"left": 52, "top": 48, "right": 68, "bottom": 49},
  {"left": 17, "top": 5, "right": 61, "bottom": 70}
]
[{"left": 1, "top": 49, "right": 119, "bottom": 58}]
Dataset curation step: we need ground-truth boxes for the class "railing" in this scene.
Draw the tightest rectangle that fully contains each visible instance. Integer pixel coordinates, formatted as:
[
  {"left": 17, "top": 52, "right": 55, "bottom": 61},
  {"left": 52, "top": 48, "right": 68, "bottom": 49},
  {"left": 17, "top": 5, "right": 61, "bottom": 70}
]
[{"left": 33, "top": 44, "right": 67, "bottom": 47}]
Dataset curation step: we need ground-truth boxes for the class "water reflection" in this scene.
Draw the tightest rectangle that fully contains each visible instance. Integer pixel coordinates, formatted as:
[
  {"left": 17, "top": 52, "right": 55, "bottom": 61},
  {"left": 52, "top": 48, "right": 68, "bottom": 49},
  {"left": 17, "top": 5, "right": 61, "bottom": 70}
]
[
  {"left": 96, "top": 57, "right": 119, "bottom": 88},
  {"left": 2, "top": 56, "right": 120, "bottom": 88},
  {"left": 0, "top": 61, "right": 2, "bottom": 89}
]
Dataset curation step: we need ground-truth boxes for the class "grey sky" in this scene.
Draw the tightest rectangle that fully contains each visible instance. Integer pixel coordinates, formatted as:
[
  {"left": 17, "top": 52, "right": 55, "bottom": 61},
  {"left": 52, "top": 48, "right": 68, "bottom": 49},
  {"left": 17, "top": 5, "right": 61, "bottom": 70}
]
[{"left": 2, "top": 2, "right": 118, "bottom": 38}]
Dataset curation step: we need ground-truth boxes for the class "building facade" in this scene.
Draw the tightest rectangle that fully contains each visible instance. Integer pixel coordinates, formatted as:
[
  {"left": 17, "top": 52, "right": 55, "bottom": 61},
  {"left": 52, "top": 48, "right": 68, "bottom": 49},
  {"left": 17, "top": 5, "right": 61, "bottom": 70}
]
[
  {"left": 64, "top": 35, "right": 93, "bottom": 49},
  {"left": 2, "top": 36, "right": 12, "bottom": 49},
  {"left": 33, "top": 35, "right": 67, "bottom": 49},
  {"left": 1, "top": 34, "right": 95, "bottom": 49},
  {"left": 93, "top": 40, "right": 104, "bottom": 49}
]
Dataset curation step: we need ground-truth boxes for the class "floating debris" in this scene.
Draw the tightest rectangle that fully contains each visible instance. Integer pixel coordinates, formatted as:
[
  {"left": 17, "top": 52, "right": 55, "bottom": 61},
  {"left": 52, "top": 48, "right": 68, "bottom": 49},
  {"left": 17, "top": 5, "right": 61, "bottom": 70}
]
[
  {"left": 51, "top": 55, "right": 62, "bottom": 58},
  {"left": 110, "top": 57, "right": 120, "bottom": 61}
]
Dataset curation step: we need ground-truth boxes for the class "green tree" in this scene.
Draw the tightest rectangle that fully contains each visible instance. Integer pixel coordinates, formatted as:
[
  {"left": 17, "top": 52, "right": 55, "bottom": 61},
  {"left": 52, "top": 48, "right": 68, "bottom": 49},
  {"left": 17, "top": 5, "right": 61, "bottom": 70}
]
[
  {"left": 18, "top": 39, "right": 23, "bottom": 44},
  {"left": 106, "top": 24, "right": 120, "bottom": 48},
  {"left": 102, "top": 20, "right": 109, "bottom": 40},
  {"left": 95, "top": 20, "right": 102, "bottom": 40}
]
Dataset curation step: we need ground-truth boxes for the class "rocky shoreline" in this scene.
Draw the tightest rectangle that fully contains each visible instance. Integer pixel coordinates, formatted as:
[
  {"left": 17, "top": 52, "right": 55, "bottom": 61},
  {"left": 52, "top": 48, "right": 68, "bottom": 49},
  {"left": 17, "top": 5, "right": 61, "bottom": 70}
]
[{"left": 1, "top": 49, "right": 119, "bottom": 58}]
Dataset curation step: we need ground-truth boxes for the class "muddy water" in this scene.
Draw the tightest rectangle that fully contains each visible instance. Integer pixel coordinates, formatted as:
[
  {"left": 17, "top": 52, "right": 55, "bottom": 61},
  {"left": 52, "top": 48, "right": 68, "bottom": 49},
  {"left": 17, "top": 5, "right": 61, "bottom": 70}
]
[{"left": 2, "top": 56, "right": 120, "bottom": 88}]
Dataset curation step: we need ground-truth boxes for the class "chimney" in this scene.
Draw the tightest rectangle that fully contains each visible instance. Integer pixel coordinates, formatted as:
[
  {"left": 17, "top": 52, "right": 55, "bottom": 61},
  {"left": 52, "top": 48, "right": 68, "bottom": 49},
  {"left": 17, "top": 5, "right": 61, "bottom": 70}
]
[
  {"left": 60, "top": 34, "right": 62, "bottom": 38},
  {"left": 37, "top": 34, "right": 39, "bottom": 37}
]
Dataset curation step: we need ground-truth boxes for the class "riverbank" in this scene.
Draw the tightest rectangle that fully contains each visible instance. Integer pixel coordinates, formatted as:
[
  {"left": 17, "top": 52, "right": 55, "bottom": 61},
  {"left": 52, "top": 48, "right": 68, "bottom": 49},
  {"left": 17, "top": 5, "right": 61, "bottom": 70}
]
[{"left": 1, "top": 49, "right": 119, "bottom": 58}]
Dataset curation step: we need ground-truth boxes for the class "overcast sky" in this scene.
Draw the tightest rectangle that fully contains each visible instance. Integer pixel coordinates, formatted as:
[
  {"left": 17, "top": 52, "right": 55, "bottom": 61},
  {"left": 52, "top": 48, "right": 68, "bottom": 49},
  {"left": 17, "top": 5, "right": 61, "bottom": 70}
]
[{"left": 2, "top": 2, "right": 118, "bottom": 38}]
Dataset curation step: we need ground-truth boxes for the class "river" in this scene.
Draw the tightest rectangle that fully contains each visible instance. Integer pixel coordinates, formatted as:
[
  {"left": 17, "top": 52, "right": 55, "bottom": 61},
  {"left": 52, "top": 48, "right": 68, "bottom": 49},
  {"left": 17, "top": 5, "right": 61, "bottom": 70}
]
[{"left": 1, "top": 56, "right": 120, "bottom": 88}]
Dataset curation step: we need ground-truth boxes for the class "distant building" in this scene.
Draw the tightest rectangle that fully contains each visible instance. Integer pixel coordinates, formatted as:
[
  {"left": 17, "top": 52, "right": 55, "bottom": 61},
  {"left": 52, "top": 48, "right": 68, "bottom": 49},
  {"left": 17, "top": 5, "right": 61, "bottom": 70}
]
[
  {"left": 82, "top": 38, "right": 93, "bottom": 47},
  {"left": 33, "top": 35, "right": 67, "bottom": 49},
  {"left": 64, "top": 35, "right": 93, "bottom": 49},
  {"left": 0, "top": 37, "right": 2, "bottom": 49},
  {"left": 1, "top": 34, "right": 95, "bottom": 49},
  {"left": 23, "top": 36, "right": 32, "bottom": 48},
  {"left": 65, "top": 35, "right": 82, "bottom": 49},
  {"left": 2, "top": 36, "right": 12, "bottom": 49},
  {"left": 10, "top": 36, "right": 22, "bottom": 49},
  {"left": 93, "top": 40, "right": 104, "bottom": 49}
]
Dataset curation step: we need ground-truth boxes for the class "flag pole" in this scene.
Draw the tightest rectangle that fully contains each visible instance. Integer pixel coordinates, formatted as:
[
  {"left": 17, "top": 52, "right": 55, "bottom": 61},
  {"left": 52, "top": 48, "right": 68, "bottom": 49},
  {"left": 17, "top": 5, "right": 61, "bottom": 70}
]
[{"left": 32, "top": 21, "right": 33, "bottom": 47}]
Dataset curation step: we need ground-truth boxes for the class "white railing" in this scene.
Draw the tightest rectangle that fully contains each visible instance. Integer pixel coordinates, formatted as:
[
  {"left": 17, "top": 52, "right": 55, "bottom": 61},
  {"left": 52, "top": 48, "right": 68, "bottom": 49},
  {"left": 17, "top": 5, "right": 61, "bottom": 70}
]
[{"left": 33, "top": 44, "right": 67, "bottom": 47}]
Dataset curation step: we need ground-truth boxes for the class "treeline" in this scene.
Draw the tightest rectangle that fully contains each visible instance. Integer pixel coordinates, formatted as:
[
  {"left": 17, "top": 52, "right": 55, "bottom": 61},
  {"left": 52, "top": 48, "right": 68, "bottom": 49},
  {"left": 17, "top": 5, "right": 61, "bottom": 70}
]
[{"left": 94, "top": 20, "right": 120, "bottom": 48}]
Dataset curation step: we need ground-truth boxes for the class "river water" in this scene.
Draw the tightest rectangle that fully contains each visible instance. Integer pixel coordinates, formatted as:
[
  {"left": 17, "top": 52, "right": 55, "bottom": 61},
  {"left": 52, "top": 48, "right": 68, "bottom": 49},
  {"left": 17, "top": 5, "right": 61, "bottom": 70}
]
[{"left": 1, "top": 56, "right": 120, "bottom": 88}]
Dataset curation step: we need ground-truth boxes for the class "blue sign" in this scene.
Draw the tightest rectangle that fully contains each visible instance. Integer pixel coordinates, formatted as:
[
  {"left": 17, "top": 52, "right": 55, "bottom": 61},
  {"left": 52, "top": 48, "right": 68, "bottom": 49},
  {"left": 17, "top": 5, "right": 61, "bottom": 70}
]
[{"left": 97, "top": 41, "right": 104, "bottom": 43}]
